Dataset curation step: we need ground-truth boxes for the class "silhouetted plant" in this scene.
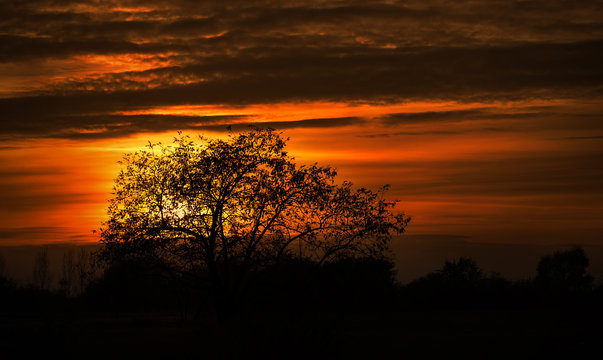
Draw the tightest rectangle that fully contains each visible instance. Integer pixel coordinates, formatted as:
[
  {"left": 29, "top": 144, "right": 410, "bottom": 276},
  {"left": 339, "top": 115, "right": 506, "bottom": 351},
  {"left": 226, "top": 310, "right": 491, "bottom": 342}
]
[
  {"left": 438, "top": 257, "right": 483, "bottom": 284},
  {"left": 401, "top": 257, "right": 512, "bottom": 309},
  {"left": 0, "top": 254, "right": 14, "bottom": 307},
  {"left": 98, "top": 128, "right": 409, "bottom": 317},
  {"left": 321, "top": 257, "right": 398, "bottom": 310},
  {"left": 536, "top": 247, "right": 593, "bottom": 293},
  {"left": 32, "top": 248, "right": 52, "bottom": 291},
  {"left": 83, "top": 258, "right": 183, "bottom": 313},
  {"left": 59, "top": 248, "right": 75, "bottom": 296},
  {"left": 243, "top": 256, "right": 398, "bottom": 312},
  {"left": 59, "top": 247, "right": 98, "bottom": 297},
  {"left": 0, "top": 254, "right": 5, "bottom": 278}
]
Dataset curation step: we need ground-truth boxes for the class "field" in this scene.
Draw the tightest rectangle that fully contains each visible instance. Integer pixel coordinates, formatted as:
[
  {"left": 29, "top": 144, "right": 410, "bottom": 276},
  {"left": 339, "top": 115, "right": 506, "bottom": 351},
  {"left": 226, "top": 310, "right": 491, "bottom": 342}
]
[{"left": 2, "top": 307, "right": 601, "bottom": 358}]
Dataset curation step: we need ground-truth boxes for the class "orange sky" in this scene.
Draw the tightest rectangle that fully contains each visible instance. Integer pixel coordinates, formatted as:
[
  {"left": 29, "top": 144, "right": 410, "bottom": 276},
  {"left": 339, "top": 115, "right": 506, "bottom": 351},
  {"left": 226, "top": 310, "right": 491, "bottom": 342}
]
[
  {"left": 1, "top": 98, "right": 602, "bottom": 246},
  {"left": 1, "top": 0, "right": 603, "bottom": 249}
]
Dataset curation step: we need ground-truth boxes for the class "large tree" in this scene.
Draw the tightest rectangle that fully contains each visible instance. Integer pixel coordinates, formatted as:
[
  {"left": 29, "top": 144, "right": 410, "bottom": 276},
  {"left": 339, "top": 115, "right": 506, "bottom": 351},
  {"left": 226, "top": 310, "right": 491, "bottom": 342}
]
[{"left": 99, "top": 128, "right": 409, "bottom": 314}]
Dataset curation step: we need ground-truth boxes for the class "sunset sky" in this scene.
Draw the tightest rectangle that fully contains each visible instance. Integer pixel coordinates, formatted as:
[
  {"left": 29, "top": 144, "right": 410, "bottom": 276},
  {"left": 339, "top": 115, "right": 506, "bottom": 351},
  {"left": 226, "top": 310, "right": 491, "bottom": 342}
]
[{"left": 1, "top": 0, "right": 602, "bottom": 252}]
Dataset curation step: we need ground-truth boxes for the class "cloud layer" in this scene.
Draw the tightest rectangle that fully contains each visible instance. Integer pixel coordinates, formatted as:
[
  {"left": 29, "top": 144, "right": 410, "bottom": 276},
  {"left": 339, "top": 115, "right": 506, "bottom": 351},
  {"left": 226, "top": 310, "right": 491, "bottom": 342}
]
[{"left": 1, "top": 0, "right": 603, "bottom": 138}]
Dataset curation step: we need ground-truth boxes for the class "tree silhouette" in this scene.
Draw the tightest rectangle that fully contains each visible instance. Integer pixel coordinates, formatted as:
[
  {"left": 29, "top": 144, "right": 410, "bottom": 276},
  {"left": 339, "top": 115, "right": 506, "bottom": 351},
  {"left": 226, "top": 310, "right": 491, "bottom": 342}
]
[
  {"left": 59, "top": 247, "right": 97, "bottom": 297},
  {"left": 32, "top": 248, "right": 52, "bottom": 291},
  {"left": 0, "top": 254, "right": 5, "bottom": 279},
  {"left": 438, "top": 257, "right": 483, "bottom": 284},
  {"left": 536, "top": 247, "right": 593, "bottom": 293},
  {"left": 99, "top": 128, "right": 409, "bottom": 316},
  {"left": 59, "top": 248, "right": 75, "bottom": 296}
]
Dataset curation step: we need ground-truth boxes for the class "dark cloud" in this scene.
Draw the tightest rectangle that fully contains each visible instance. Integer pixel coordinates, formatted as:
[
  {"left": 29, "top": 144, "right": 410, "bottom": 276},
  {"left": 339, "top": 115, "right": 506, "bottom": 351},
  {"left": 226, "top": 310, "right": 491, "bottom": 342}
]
[
  {"left": 2, "top": 0, "right": 603, "bottom": 59},
  {"left": 561, "top": 135, "right": 603, "bottom": 140},
  {"left": 3, "top": 1, "right": 602, "bottom": 49},
  {"left": 0, "top": 114, "right": 248, "bottom": 140},
  {"left": 357, "top": 127, "right": 512, "bottom": 138},
  {"left": 381, "top": 109, "right": 493, "bottom": 125},
  {"left": 345, "top": 152, "right": 603, "bottom": 197},
  {"left": 0, "top": 191, "right": 94, "bottom": 212},
  {"left": 0, "top": 34, "right": 179, "bottom": 62},
  {"left": 0, "top": 110, "right": 362, "bottom": 139},
  {"left": 2, "top": 39, "right": 602, "bottom": 115},
  {"left": 198, "top": 116, "right": 364, "bottom": 132},
  {"left": 0, "top": 0, "right": 602, "bottom": 140},
  {"left": 380, "top": 108, "right": 558, "bottom": 126},
  {"left": 0, "top": 226, "right": 72, "bottom": 241}
]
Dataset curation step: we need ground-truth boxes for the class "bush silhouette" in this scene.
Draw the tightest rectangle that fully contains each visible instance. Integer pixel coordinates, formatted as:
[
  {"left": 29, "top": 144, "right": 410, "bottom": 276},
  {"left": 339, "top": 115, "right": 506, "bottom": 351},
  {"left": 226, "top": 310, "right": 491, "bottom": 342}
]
[
  {"left": 438, "top": 257, "right": 483, "bottom": 284},
  {"left": 536, "top": 247, "right": 593, "bottom": 293},
  {"left": 402, "top": 257, "right": 512, "bottom": 309}
]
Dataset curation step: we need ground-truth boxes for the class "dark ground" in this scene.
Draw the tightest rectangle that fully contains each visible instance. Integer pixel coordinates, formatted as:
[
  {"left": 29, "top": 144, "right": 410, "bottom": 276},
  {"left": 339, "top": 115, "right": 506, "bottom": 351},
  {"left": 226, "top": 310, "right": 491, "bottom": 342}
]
[
  {"left": 1, "top": 307, "right": 602, "bottom": 359},
  {"left": 2, "top": 246, "right": 602, "bottom": 358}
]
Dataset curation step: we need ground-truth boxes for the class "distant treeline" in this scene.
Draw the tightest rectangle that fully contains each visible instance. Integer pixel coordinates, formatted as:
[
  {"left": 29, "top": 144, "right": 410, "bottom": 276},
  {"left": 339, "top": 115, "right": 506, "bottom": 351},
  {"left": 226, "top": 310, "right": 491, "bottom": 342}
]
[{"left": 0, "top": 246, "right": 601, "bottom": 317}]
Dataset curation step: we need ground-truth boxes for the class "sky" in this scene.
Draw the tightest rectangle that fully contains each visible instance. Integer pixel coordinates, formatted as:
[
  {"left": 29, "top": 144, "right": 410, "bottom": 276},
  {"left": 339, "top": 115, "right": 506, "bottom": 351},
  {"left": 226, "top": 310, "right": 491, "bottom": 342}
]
[{"left": 1, "top": 0, "right": 603, "bottom": 258}]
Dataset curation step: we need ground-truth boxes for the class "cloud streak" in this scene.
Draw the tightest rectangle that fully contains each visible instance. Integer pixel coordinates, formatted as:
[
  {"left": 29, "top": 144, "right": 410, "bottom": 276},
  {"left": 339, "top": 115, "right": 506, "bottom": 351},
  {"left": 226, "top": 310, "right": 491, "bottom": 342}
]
[{"left": 2, "top": 39, "right": 602, "bottom": 139}]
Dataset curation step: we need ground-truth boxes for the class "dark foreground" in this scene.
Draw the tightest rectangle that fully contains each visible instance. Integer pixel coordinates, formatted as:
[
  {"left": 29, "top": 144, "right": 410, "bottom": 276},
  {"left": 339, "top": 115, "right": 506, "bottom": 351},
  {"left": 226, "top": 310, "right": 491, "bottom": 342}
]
[
  {"left": 2, "top": 249, "right": 602, "bottom": 358},
  {"left": 1, "top": 307, "right": 602, "bottom": 359}
]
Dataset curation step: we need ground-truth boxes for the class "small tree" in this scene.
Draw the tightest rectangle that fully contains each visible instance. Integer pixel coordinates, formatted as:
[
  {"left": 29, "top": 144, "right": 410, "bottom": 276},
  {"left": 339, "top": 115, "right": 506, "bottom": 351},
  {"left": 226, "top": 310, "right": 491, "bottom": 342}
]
[
  {"left": 0, "top": 254, "right": 5, "bottom": 278},
  {"left": 438, "top": 257, "right": 483, "bottom": 284},
  {"left": 536, "top": 247, "right": 593, "bottom": 293},
  {"left": 32, "top": 248, "right": 52, "bottom": 291},
  {"left": 76, "top": 248, "right": 96, "bottom": 295},
  {"left": 99, "top": 128, "right": 409, "bottom": 316},
  {"left": 58, "top": 247, "right": 96, "bottom": 296},
  {"left": 59, "top": 248, "right": 76, "bottom": 296}
]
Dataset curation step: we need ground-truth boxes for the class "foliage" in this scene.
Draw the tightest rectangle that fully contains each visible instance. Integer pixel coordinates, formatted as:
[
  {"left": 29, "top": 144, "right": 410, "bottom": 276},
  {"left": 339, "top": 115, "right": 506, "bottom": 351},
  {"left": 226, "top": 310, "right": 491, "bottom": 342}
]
[
  {"left": 59, "top": 247, "right": 99, "bottom": 297},
  {"left": 32, "top": 248, "right": 52, "bottom": 291},
  {"left": 536, "top": 247, "right": 594, "bottom": 293},
  {"left": 98, "top": 128, "right": 409, "bottom": 313},
  {"left": 401, "top": 257, "right": 512, "bottom": 309},
  {"left": 437, "top": 257, "right": 483, "bottom": 284},
  {"left": 244, "top": 257, "right": 398, "bottom": 312}
]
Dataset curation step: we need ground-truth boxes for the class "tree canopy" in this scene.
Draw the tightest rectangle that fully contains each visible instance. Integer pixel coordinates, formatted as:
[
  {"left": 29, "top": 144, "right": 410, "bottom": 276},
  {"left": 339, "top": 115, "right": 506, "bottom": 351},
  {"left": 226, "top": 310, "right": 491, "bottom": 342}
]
[
  {"left": 99, "top": 128, "right": 409, "bottom": 312},
  {"left": 536, "top": 247, "right": 593, "bottom": 292}
]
